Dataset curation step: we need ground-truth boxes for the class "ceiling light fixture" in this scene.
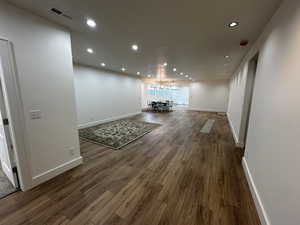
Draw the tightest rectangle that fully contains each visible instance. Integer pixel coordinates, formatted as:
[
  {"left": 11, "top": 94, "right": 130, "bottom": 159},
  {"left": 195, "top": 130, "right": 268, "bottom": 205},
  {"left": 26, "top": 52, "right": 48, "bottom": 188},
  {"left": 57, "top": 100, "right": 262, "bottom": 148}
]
[
  {"left": 225, "top": 55, "right": 230, "bottom": 58},
  {"left": 101, "top": 63, "right": 106, "bottom": 67},
  {"left": 131, "top": 44, "right": 139, "bottom": 51},
  {"left": 147, "top": 74, "right": 151, "bottom": 78},
  {"left": 87, "top": 48, "right": 94, "bottom": 53},
  {"left": 86, "top": 19, "right": 97, "bottom": 28},
  {"left": 185, "top": 75, "right": 189, "bottom": 78},
  {"left": 121, "top": 67, "right": 126, "bottom": 72},
  {"left": 180, "top": 72, "right": 184, "bottom": 75},
  {"left": 137, "top": 72, "right": 140, "bottom": 75},
  {"left": 173, "top": 68, "right": 177, "bottom": 72},
  {"left": 163, "top": 62, "right": 168, "bottom": 67},
  {"left": 228, "top": 21, "right": 239, "bottom": 28}
]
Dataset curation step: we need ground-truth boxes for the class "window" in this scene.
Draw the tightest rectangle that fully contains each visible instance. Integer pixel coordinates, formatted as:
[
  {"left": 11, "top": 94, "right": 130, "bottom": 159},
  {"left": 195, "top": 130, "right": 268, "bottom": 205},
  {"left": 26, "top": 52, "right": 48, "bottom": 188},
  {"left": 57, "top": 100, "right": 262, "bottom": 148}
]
[{"left": 146, "top": 85, "right": 189, "bottom": 105}]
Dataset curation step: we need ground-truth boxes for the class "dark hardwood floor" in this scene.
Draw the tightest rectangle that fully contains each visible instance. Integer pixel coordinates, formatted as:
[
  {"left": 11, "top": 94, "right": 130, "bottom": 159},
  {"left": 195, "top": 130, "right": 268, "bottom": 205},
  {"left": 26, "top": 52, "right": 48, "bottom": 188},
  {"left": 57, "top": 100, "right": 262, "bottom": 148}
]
[{"left": 0, "top": 111, "right": 260, "bottom": 225}]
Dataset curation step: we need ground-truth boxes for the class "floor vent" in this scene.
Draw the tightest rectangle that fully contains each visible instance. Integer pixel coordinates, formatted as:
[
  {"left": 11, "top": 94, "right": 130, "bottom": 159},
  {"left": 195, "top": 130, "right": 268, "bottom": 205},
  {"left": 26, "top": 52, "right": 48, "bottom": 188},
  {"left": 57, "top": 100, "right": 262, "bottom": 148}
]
[{"left": 200, "top": 119, "right": 215, "bottom": 134}]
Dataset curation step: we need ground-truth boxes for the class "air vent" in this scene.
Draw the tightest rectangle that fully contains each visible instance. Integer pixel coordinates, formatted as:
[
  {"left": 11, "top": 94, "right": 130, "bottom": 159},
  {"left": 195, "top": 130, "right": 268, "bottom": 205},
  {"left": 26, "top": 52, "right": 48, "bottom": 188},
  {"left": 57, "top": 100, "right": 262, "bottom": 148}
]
[
  {"left": 51, "top": 8, "right": 62, "bottom": 15},
  {"left": 50, "top": 8, "right": 72, "bottom": 20}
]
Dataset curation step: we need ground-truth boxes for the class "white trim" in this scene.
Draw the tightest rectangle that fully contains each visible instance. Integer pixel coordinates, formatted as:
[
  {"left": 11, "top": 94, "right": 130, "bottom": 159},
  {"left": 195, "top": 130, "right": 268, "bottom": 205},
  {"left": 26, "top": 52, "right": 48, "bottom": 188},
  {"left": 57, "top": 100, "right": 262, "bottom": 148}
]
[
  {"left": 32, "top": 156, "right": 83, "bottom": 187},
  {"left": 242, "top": 158, "right": 271, "bottom": 225},
  {"left": 78, "top": 112, "right": 142, "bottom": 129},
  {"left": 226, "top": 113, "right": 244, "bottom": 147},
  {"left": 188, "top": 108, "right": 226, "bottom": 113}
]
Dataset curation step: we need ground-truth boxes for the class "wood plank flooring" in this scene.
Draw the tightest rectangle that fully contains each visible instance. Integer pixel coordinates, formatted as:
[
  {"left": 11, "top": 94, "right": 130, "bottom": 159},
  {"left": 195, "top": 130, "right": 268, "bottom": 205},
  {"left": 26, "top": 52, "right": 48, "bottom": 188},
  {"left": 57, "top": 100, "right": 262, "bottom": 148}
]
[{"left": 0, "top": 111, "right": 261, "bottom": 225}]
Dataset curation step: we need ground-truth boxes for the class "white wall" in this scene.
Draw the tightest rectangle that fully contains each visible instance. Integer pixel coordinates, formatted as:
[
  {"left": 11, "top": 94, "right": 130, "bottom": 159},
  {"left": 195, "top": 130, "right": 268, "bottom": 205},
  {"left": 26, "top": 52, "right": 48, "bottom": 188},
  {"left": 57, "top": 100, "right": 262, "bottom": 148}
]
[
  {"left": 189, "top": 80, "right": 229, "bottom": 112},
  {"left": 0, "top": 2, "right": 81, "bottom": 190},
  {"left": 228, "top": 0, "right": 300, "bottom": 224},
  {"left": 74, "top": 64, "right": 142, "bottom": 128}
]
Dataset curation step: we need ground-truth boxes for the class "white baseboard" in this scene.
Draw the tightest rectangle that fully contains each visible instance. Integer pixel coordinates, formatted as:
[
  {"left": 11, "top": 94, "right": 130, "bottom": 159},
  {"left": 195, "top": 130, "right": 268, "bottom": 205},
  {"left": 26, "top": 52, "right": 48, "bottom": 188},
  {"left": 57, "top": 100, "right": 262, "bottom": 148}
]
[
  {"left": 78, "top": 111, "right": 142, "bottom": 129},
  {"left": 188, "top": 108, "right": 226, "bottom": 113},
  {"left": 242, "top": 158, "right": 271, "bottom": 225},
  {"left": 32, "top": 156, "right": 83, "bottom": 187},
  {"left": 226, "top": 113, "right": 244, "bottom": 147}
]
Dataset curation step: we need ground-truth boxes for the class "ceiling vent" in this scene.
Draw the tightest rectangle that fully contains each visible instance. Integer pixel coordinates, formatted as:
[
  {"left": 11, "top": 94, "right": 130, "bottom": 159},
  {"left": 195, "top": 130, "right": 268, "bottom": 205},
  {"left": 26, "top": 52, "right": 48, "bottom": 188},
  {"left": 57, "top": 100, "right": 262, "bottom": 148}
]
[
  {"left": 51, "top": 8, "right": 62, "bottom": 15},
  {"left": 50, "top": 8, "right": 72, "bottom": 20}
]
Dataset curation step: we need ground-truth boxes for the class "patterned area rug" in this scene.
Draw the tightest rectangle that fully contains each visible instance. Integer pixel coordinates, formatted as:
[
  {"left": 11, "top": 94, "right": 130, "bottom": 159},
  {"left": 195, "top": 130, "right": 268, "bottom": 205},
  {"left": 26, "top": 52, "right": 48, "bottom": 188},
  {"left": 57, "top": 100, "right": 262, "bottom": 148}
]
[{"left": 79, "top": 119, "right": 160, "bottom": 149}]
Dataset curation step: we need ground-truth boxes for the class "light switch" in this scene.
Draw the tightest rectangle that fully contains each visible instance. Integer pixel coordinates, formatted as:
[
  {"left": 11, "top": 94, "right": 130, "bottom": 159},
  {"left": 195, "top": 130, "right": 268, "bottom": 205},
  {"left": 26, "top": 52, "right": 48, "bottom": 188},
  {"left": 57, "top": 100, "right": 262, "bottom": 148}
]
[{"left": 30, "top": 110, "right": 41, "bottom": 120}]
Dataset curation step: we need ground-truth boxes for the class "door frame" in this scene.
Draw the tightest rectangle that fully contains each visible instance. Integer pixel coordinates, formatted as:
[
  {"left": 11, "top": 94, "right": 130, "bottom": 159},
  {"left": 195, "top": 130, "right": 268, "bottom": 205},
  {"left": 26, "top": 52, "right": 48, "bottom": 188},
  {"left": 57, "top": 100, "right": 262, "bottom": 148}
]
[
  {"left": 239, "top": 53, "right": 259, "bottom": 149},
  {"left": 0, "top": 38, "right": 32, "bottom": 191},
  {"left": 0, "top": 78, "right": 19, "bottom": 187}
]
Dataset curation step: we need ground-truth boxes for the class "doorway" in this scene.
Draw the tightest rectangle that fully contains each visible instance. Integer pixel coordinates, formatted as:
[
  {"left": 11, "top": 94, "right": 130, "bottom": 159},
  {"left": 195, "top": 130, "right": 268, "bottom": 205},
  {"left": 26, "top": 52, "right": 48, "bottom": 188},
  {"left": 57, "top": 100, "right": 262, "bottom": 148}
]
[
  {"left": 0, "top": 60, "right": 19, "bottom": 198},
  {"left": 239, "top": 53, "right": 259, "bottom": 150},
  {"left": 0, "top": 40, "right": 21, "bottom": 198}
]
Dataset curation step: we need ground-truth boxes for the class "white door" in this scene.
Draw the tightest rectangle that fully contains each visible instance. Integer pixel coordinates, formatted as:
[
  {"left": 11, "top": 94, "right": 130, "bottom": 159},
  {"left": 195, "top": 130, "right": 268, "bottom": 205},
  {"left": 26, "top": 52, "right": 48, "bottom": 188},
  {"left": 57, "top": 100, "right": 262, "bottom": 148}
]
[{"left": 0, "top": 59, "right": 17, "bottom": 187}]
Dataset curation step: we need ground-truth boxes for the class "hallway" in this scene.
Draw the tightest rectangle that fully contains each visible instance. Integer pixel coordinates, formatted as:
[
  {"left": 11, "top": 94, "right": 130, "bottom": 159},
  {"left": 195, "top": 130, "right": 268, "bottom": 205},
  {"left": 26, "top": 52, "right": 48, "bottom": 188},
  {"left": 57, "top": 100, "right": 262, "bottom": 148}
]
[{"left": 0, "top": 111, "right": 260, "bottom": 225}]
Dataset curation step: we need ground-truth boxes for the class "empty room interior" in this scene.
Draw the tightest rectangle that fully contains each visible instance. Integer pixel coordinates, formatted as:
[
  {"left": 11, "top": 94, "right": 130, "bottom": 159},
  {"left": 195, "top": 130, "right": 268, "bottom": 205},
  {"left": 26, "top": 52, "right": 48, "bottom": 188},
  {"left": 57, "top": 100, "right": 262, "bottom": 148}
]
[{"left": 0, "top": 0, "right": 299, "bottom": 224}]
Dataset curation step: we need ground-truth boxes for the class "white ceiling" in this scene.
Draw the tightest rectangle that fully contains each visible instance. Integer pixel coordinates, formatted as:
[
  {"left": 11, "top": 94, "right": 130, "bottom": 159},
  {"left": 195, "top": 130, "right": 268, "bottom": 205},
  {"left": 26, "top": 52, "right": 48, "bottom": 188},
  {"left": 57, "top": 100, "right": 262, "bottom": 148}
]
[{"left": 7, "top": 0, "right": 282, "bottom": 81}]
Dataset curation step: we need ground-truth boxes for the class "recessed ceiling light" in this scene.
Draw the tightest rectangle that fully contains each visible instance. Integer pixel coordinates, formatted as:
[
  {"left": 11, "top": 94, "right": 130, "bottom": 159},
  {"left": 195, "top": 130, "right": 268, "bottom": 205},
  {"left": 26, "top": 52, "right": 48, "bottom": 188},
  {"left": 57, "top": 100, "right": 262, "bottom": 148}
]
[
  {"left": 87, "top": 48, "right": 94, "bottom": 53},
  {"left": 121, "top": 67, "right": 126, "bottom": 72},
  {"left": 86, "top": 19, "right": 96, "bottom": 28},
  {"left": 163, "top": 62, "right": 168, "bottom": 67},
  {"left": 189, "top": 77, "right": 192, "bottom": 80},
  {"left": 225, "top": 55, "right": 230, "bottom": 58},
  {"left": 185, "top": 75, "right": 189, "bottom": 78},
  {"left": 101, "top": 63, "right": 106, "bottom": 67},
  {"left": 137, "top": 72, "right": 140, "bottom": 75},
  {"left": 173, "top": 68, "right": 177, "bottom": 72},
  {"left": 180, "top": 72, "right": 184, "bottom": 75},
  {"left": 147, "top": 74, "right": 151, "bottom": 78},
  {"left": 131, "top": 44, "right": 139, "bottom": 51},
  {"left": 228, "top": 21, "right": 239, "bottom": 28}
]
